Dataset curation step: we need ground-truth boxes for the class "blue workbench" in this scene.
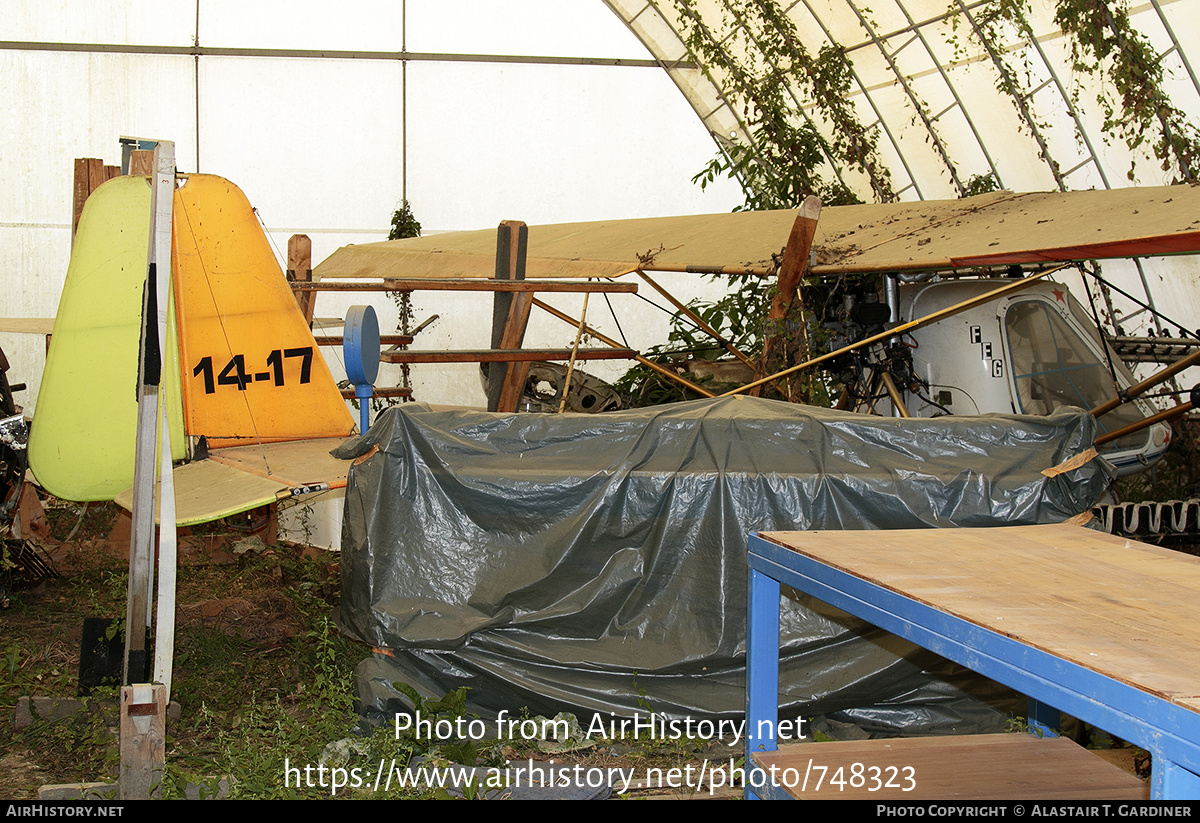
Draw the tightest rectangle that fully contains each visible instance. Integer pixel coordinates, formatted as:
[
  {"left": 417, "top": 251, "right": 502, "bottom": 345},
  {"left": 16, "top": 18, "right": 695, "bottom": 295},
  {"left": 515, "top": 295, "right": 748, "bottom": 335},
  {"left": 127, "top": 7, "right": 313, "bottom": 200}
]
[{"left": 745, "top": 524, "right": 1200, "bottom": 799}]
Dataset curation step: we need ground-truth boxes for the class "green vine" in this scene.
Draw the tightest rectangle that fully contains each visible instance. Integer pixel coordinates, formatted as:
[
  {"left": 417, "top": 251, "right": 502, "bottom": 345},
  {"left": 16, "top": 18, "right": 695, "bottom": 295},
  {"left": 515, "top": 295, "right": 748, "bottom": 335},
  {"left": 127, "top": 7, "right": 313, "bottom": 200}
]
[
  {"left": 947, "top": 0, "right": 1062, "bottom": 189},
  {"left": 387, "top": 201, "right": 422, "bottom": 395},
  {"left": 673, "top": 0, "right": 893, "bottom": 209},
  {"left": 954, "top": 0, "right": 1200, "bottom": 184},
  {"left": 1053, "top": 0, "right": 1200, "bottom": 181}
]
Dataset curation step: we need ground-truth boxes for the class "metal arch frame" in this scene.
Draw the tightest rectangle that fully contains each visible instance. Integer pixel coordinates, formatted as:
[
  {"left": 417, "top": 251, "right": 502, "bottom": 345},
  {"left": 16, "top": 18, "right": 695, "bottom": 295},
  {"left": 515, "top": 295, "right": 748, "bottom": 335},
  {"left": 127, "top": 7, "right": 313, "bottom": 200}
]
[
  {"left": 951, "top": 0, "right": 1066, "bottom": 191},
  {"left": 714, "top": 0, "right": 860, "bottom": 197},
  {"left": 1149, "top": 0, "right": 1200, "bottom": 99},
  {"left": 606, "top": 0, "right": 1195, "bottom": 210},
  {"left": 891, "top": 1, "right": 1004, "bottom": 192},
  {"left": 838, "top": 1, "right": 966, "bottom": 194},
  {"left": 603, "top": 2, "right": 755, "bottom": 149},
  {"left": 602, "top": 0, "right": 1183, "bottom": 333},
  {"left": 786, "top": 0, "right": 921, "bottom": 200}
]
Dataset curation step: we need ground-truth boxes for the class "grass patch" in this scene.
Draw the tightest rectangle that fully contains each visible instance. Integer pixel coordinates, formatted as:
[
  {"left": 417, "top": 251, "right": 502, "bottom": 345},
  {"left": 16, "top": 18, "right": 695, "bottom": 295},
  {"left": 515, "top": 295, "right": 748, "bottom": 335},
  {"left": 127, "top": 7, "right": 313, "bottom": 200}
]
[{"left": 0, "top": 536, "right": 375, "bottom": 799}]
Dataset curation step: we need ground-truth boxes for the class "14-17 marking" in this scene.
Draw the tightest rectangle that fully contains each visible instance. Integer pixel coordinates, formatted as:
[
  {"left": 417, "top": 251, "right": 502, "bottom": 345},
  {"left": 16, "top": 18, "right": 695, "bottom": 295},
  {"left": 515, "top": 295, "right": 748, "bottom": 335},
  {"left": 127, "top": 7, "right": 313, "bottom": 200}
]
[{"left": 192, "top": 347, "right": 313, "bottom": 394}]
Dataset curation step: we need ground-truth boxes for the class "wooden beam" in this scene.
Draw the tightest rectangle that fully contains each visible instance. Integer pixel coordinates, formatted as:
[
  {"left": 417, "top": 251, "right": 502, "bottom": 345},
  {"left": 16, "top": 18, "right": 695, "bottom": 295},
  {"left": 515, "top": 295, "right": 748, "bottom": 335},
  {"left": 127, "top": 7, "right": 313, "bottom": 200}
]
[
  {"left": 86, "top": 157, "right": 105, "bottom": 199},
  {"left": 489, "top": 221, "right": 529, "bottom": 412},
  {"left": 339, "top": 386, "right": 413, "bottom": 399},
  {"left": 291, "top": 279, "right": 636, "bottom": 293},
  {"left": 1091, "top": 347, "right": 1200, "bottom": 418},
  {"left": 314, "top": 334, "right": 413, "bottom": 347},
  {"left": 287, "top": 234, "right": 316, "bottom": 326},
  {"left": 496, "top": 293, "right": 534, "bottom": 412},
  {"left": 72, "top": 158, "right": 99, "bottom": 241},
  {"left": 380, "top": 347, "right": 636, "bottom": 364}
]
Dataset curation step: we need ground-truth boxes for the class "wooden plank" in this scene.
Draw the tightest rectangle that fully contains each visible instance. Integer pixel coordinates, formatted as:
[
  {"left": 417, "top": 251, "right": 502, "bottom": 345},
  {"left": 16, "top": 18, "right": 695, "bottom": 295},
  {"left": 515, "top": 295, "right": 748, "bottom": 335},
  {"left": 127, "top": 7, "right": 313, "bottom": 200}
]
[
  {"left": 291, "top": 279, "right": 636, "bottom": 293},
  {"left": 128, "top": 150, "right": 154, "bottom": 176},
  {"left": 754, "top": 735, "right": 1147, "bottom": 800},
  {"left": 314, "top": 334, "right": 413, "bottom": 346},
  {"left": 0, "top": 317, "right": 55, "bottom": 334},
  {"left": 72, "top": 158, "right": 91, "bottom": 241},
  {"left": 380, "top": 347, "right": 636, "bottom": 364},
  {"left": 119, "top": 684, "right": 166, "bottom": 800},
  {"left": 496, "top": 293, "right": 534, "bottom": 412},
  {"left": 759, "top": 524, "right": 1200, "bottom": 702},
  {"left": 287, "top": 234, "right": 316, "bottom": 325},
  {"left": 339, "top": 386, "right": 413, "bottom": 399},
  {"left": 86, "top": 157, "right": 106, "bottom": 199}
]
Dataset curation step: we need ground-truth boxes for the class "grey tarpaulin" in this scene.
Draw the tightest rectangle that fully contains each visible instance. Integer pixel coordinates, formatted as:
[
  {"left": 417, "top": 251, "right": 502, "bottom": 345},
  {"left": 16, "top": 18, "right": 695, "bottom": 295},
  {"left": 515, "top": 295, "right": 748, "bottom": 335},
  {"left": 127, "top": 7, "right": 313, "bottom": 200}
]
[{"left": 337, "top": 397, "right": 1110, "bottom": 732}]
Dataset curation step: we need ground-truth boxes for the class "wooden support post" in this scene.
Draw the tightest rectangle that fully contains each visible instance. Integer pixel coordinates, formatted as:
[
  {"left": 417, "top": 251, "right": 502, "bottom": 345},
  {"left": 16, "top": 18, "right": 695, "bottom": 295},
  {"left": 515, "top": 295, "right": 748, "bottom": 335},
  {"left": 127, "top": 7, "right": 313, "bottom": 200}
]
[
  {"left": 72, "top": 158, "right": 125, "bottom": 243},
  {"left": 752, "top": 195, "right": 821, "bottom": 398},
  {"left": 287, "top": 235, "right": 316, "bottom": 326},
  {"left": 72, "top": 158, "right": 106, "bottom": 242},
  {"left": 119, "top": 684, "right": 166, "bottom": 799},
  {"left": 87, "top": 158, "right": 106, "bottom": 201},
  {"left": 487, "top": 221, "right": 529, "bottom": 412},
  {"left": 496, "top": 293, "right": 534, "bottom": 412}
]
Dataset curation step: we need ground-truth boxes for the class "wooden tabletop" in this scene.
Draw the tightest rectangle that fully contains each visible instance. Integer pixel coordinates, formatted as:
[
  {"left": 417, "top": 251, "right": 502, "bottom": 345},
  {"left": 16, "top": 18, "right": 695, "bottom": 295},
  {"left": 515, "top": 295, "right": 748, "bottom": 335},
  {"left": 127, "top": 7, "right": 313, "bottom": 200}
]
[{"left": 758, "top": 523, "right": 1200, "bottom": 709}]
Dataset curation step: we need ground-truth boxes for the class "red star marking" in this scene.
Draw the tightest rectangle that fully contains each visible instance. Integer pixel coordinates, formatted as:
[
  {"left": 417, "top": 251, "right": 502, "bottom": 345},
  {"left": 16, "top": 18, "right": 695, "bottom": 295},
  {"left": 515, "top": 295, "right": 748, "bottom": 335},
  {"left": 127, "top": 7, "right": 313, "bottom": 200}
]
[{"left": 1051, "top": 287, "right": 1066, "bottom": 303}]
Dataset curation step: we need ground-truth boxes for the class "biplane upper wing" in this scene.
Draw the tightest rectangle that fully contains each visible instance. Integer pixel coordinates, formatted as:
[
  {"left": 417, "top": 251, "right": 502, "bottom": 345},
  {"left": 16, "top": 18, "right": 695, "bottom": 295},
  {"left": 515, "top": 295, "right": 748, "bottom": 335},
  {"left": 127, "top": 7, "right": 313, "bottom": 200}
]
[
  {"left": 316, "top": 185, "right": 1200, "bottom": 281},
  {"left": 808, "top": 186, "right": 1200, "bottom": 274}
]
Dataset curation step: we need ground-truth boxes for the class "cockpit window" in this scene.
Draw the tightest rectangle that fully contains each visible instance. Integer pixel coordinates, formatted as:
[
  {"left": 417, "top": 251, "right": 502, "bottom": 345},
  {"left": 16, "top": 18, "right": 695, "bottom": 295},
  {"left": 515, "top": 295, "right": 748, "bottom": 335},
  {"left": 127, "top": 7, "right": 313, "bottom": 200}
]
[{"left": 1004, "top": 299, "right": 1148, "bottom": 453}]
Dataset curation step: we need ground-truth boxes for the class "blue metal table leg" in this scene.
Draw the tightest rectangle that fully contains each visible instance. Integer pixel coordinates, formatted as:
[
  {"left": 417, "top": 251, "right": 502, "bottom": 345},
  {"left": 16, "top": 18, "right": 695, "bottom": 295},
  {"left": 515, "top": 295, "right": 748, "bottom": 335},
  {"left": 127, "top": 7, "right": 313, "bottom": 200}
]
[
  {"left": 1027, "top": 698, "right": 1060, "bottom": 738},
  {"left": 746, "top": 562, "right": 780, "bottom": 800}
]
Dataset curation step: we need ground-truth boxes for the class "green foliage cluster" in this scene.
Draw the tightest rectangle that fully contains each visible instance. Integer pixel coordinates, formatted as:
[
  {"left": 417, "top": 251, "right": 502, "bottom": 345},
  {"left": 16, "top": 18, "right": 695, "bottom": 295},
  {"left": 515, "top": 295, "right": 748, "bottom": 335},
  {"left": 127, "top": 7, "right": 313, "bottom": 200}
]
[
  {"left": 956, "top": 0, "right": 1200, "bottom": 184},
  {"left": 387, "top": 200, "right": 422, "bottom": 241},
  {"left": 614, "top": 272, "right": 770, "bottom": 407},
  {"left": 1052, "top": 0, "right": 1200, "bottom": 181}
]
